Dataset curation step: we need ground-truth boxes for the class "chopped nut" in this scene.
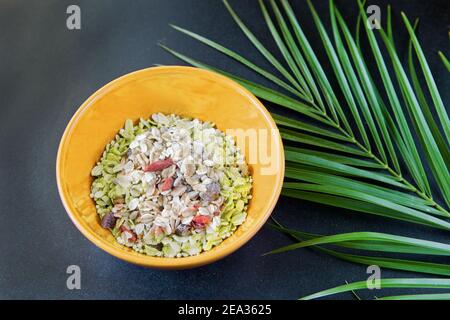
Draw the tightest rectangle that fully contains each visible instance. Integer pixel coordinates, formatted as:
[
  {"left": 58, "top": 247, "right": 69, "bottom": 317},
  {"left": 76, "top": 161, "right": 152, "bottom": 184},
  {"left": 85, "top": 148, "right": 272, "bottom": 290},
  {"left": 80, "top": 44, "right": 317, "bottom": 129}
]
[{"left": 175, "top": 224, "right": 191, "bottom": 236}]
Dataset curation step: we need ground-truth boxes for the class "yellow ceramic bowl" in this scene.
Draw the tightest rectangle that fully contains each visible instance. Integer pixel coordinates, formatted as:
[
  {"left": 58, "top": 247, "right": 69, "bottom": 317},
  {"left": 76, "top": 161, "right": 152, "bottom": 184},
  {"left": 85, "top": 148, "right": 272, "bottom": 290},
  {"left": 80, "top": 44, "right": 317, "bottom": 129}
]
[{"left": 56, "top": 66, "right": 284, "bottom": 269}]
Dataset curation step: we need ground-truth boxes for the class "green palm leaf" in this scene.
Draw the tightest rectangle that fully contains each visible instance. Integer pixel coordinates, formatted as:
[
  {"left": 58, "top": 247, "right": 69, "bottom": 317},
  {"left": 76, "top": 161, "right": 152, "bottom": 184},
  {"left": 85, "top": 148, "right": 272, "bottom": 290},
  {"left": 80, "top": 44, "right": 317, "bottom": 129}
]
[
  {"left": 169, "top": 25, "right": 306, "bottom": 100},
  {"left": 268, "top": 222, "right": 450, "bottom": 276},
  {"left": 265, "top": 231, "right": 450, "bottom": 256},
  {"left": 378, "top": 293, "right": 450, "bottom": 300},
  {"left": 268, "top": 0, "right": 320, "bottom": 106},
  {"left": 281, "top": 188, "right": 443, "bottom": 228},
  {"left": 352, "top": 3, "right": 429, "bottom": 192},
  {"left": 329, "top": 1, "right": 394, "bottom": 167},
  {"left": 269, "top": 223, "right": 450, "bottom": 256},
  {"left": 222, "top": 0, "right": 309, "bottom": 98},
  {"left": 258, "top": 0, "right": 312, "bottom": 101},
  {"left": 284, "top": 146, "right": 384, "bottom": 169},
  {"left": 402, "top": 13, "right": 450, "bottom": 144},
  {"left": 283, "top": 168, "right": 445, "bottom": 217},
  {"left": 438, "top": 51, "right": 450, "bottom": 72},
  {"left": 164, "top": 0, "right": 449, "bottom": 221},
  {"left": 300, "top": 278, "right": 450, "bottom": 300},
  {"left": 377, "top": 22, "right": 450, "bottom": 207},
  {"left": 162, "top": 0, "right": 450, "bottom": 299},
  {"left": 409, "top": 42, "right": 450, "bottom": 168}
]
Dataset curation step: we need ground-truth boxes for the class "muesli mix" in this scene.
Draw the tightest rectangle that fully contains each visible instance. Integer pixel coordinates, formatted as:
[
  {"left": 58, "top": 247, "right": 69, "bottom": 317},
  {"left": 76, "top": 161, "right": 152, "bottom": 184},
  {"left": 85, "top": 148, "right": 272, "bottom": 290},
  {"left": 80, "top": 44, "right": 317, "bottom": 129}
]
[{"left": 90, "top": 113, "right": 252, "bottom": 257}]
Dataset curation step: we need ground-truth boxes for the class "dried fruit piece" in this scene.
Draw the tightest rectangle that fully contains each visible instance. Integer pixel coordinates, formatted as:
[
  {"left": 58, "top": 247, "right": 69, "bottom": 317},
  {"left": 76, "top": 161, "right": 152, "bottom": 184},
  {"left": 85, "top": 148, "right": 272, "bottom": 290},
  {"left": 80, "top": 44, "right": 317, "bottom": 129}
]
[
  {"left": 101, "top": 212, "right": 117, "bottom": 229},
  {"left": 191, "top": 215, "right": 211, "bottom": 229},
  {"left": 161, "top": 177, "right": 174, "bottom": 191},
  {"left": 120, "top": 225, "right": 137, "bottom": 242},
  {"left": 143, "top": 158, "right": 174, "bottom": 172}
]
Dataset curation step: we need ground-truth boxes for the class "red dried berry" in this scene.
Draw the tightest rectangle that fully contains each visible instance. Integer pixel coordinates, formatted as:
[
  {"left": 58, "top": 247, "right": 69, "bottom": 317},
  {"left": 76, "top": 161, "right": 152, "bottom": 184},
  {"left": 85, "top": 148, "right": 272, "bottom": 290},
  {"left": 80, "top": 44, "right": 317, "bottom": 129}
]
[
  {"left": 120, "top": 225, "right": 137, "bottom": 242},
  {"left": 143, "top": 158, "right": 174, "bottom": 172},
  {"left": 161, "top": 177, "right": 174, "bottom": 191},
  {"left": 191, "top": 215, "right": 211, "bottom": 229}
]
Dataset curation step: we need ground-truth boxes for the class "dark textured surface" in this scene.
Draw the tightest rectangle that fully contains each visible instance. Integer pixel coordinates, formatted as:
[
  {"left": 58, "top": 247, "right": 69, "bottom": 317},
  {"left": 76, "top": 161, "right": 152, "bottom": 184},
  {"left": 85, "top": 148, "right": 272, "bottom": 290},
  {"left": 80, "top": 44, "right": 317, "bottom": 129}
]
[{"left": 0, "top": 0, "right": 448, "bottom": 299}]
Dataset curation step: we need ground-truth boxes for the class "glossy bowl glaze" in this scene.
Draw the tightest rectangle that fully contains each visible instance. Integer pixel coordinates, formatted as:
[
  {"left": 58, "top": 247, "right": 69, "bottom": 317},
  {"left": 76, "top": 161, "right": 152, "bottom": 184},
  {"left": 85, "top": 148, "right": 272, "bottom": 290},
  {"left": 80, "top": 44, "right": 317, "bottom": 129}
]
[{"left": 56, "top": 66, "right": 284, "bottom": 269}]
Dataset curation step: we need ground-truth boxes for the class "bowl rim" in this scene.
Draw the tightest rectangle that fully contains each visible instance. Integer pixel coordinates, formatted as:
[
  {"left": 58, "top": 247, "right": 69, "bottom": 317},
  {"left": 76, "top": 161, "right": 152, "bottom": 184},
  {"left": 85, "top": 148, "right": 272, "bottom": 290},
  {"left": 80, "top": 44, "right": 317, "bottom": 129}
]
[{"left": 56, "top": 66, "right": 285, "bottom": 269}]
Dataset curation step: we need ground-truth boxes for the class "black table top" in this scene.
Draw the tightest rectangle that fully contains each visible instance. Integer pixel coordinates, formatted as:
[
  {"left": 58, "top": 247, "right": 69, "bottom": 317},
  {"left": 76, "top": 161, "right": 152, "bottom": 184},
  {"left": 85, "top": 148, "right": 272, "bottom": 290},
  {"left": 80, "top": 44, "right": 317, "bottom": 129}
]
[{"left": 0, "top": 0, "right": 448, "bottom": 299}]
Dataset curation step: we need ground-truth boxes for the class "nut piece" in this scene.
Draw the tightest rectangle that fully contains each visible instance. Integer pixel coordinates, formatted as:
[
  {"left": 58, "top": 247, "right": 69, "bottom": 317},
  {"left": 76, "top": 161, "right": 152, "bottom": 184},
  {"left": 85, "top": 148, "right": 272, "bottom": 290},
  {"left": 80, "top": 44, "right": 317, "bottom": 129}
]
[
  {"left": 175, "top": 223, "right": 191, "bottom": 236},
  {"left": 200, "top": 182, "right": 221, "bottom": 202},
  {"left": 150, "top": 243, "right": 163, "bottom": 251},
  {"left": 113, "top": 197, "right": 125, "bottom": 205}
]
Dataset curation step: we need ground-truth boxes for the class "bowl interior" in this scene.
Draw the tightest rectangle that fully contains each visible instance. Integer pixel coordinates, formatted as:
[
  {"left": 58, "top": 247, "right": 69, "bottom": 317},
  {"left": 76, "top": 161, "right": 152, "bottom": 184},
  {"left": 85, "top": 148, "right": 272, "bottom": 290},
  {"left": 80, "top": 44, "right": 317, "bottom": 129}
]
[{"left": 57, "top": 66, "right": 284, "bottom": 268}]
